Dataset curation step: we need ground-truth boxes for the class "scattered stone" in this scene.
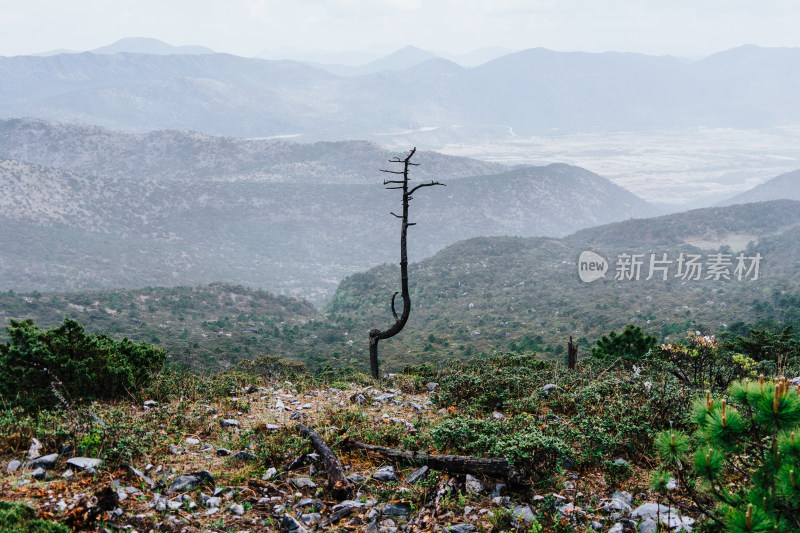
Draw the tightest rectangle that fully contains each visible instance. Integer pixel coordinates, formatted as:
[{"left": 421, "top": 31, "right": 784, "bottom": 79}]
[
  {"left": 631, "top": 503, "right": 695, "bottom": 531},
  {"left": 27, "top": 438, "right": 43, "bottom": 460},
  {"left": 294, "top": 498, "right": 325, "bottom": 512},
  {"left": 347, "top": 473, "right": 366, "bottom": 483},
  {"left": 590, "top": 521, "right": 603, "bottom": 531},
  {"left": 425, "top": 382, "right": 439, "bottom": 392},
  {"left": 216, "top": 448, "right": 231, "bottom": 456},
  {"left": 143, "top": 400, "right": 158, "bottom": 409},
  {"left": 151, "top": 493, "right": 168, "bottom": 512},
  {"left": 291, "top": 477, "right": 317, "bottom": 489},
  {"left": 491, "top": 484, "right": 507, "bottom": 498},
  {"left": 7, "top": 460, "right": 21, "bottom": 473},
  {"left": 66, "top": 457, "right": 103, "bottom": 470},
  {"left": 263, "top": 423, "right": 282, "bottom": 431},
  {"left": 129, "top": 466, "right": 153, "bottom": 488},
  {"left": 231, "top": 451, "right": 257, "bottom": 461},
  {"left": 26, "top": 453, "right": 58, "bottom": 470},
  {"left": 448, "top": 525, "right": 477, "bottom": 533},
  {"left": 30, "top": 467, "right": 46, "bottom": 480},
  {"left": 511, "top": 504, "right": 536, "bottom": 524},
  {"left": 229, "top": 503, "right": 245, "bottom": 515},
  {"left": 290, "top": 411, "right": 304, "bottom": 420},
  {"left": 639, "top": 518, "right": 658, "bottom": 533},
  {"left": 613, "top": 458, "right": 630, "bottom": 467},
  {"left": 372, "top": 465, "right": 399, "bottom": 482},
  {"left": 61, "top": 469, "right": 74, "bottom": 478},
  {"left": 167, "top": 470, "right": 214, "bottom": 493},
  {"left": 607, "top": 523, "right": 624, "bottom": 533},
  {"left": 199, "top": 494, "right": 222, "bottom": 508},
  {"left": 168, "top": 444, "right": 184, "bottom": 455},
  {"left": 374, "top": 393, "right": 397, "bottom": 402},
  {"left": 263, "top": 467, "right": 278, "bottom": 481},
  {"left": 166, "top": 499, "right": 183, "bottom": 511},
  {"left": 465, "top": 474, "right": 484, "bottom": 495},
  {"left": 540, "top": 383, "right": 565, "bottom": 396},
  {"left": 220, "top": 419, "right": 240, "bottom": 427},
  {"left": 332, "top": 500, "right": 368, "bottom": 512},
  {"left": 405, "top": 466, "right": 429, "bottom": 485},
  {"left": 185, "top": 438, "right": 200, "bottom": 445},
  {"left": 491, "top": 411, "right": 505, "bottom": 420},
  {"left": 280, "top": 514, "right": 310, "bottom": 533},
  {"left": 381, "top": 502, "right": 412, "bottom": 516}
]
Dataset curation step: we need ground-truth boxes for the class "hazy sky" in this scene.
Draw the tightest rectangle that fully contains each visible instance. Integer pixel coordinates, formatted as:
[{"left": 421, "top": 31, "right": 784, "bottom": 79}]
[{"left": 1, "top": 0, "right": 799, "bottom": 59}]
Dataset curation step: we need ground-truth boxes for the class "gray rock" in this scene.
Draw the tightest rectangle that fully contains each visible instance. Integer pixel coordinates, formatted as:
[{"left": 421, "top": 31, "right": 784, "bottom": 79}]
[
  {"left": 262, "top": 467, "right": 278, "bottom": 480},
  {"left": 332, "top": 500, "right": 368, "bottom": 512},
  {"left": 465, "top": 474, "right": 484, "bottom": 495},
  {"left": 347, "top": 473, "right": 366, "bottom": 483},
  {"left": 151, "top": 493, "right": 167, "bottom": 512},
  {"left": 372, "top": 465, "right": 398, "bottom": 482},
  {"left": 300, "top": 513, "right": 322, "bottom": 525},
  {"left": 492, "top": 411, "right": 505, "bottom": 420},
  {"left": 7, "top": 460, "right": 21, "bottom": 473},
  {"left": 511, "top": 504, "right": 535, "bottom": 524},
  {"left": 610, "top": 491, "right": 633, "bottom": 506},
  {"left": 631, "top": 503, "right": 695, "bottom": 530},
  {"left": 604, "top": 498, "right": 632, "bottom": 514},
  {"left": 216, "top": 448, "right": 231, "bottom": 456},
  {"left": 229, "top": 503, "right": 245, "bottom": 515},
  {"left": 199, "top": 494, "right": 222, "bottom": 508},
  {"left": 129, "top": 466, "right": 153, "bottom": 488},
  {"left": 231, "top": 451, "right": 257, "bottom": 461},
  {"left": 61, "top": 469, "right": 74, "bottom": 478},
  {"left": 381, "top": 502, "right": 412, "bottom": 516},
  {"left": 294, "top": 498, "right": 325, "bottom": 512},
  {"left": 491, "top": 483, "right": 507, "bottom": 498},
  {"left": 291, "top": 477, "right": 317, "bottom": 489},
  {"left": 30, "top": 467, "right": 46, "bottom": 480},
  {"left": 26, "top": 453, "right": 58, "bottom": 470},
  {"left": 352, "top": 394, "right": 367, "bottom": 405},
  {"left": 613, "top": 458, "right": 630, "bottom": 467},
  {"left": 405, "top": 466, "right": 429, "bottom": 485},
  {"left": 280, "top": 514, "right": 310, "bottom": 533},
  {"left": 448, "top": 525, "right": 477, "bottom": 533},
  {"left": 639, "top": 518, "right": 658, "bottom": 533},
  {"left": 185, "top": 437, "right": 200, "bottom": 445},
  {"left": 607, "top": 523, "right": 624, "bottom": 533},
  {"left": 167, "top": 470, "right": 214, "bottom": 493},
  {"left": 143, "top": 400, "right": 158, "bottom": 408},
  {"left": 375, "top": 393, "right": 397, "bottom": 402},
  {"left": 540, "top": 383, "right": 565, "bottom": 395},
  {"left": 66, "top": 457, "right": 103, "bottom": 470},
  {"left": 220, "top": 419, "right": 240, "bottom": 427},
  {"left": 591, "top": 521, "right": 603, "bottom": 531},
  {"left": 27, "top": 438, "right": 42, "bottom": 459},
  {"left": 426, "top": 382, "right": 439, "bottom": 392}
]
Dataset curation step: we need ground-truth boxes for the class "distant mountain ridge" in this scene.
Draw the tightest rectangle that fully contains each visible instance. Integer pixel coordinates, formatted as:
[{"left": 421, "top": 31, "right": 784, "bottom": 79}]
[
  {"left": 0, "top": 121, "right": 654, "bottom": 303},
  {"left": 1, "top": 45, "right": 799, "bottom": 141},
  {"left": 91, "top": 37, "right": 216, "bottom": 55},
  {"left": 718, "top": 169, "right": 800, "bottom": 206}
]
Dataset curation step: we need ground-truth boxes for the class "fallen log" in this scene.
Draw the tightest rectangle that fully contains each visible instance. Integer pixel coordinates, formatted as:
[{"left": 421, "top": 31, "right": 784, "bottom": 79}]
[
  {"left": 342, "top": 439, "right": 521, "bottom": 481},
  {"left": 297, "top": 424, "right": 353, "bottom": 497}
]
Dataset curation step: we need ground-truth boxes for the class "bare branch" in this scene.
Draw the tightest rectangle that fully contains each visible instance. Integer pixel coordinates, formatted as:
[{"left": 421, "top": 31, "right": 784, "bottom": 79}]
[
  {"left": 390, "top": 292, "right": 400, "bottom": 320},
  {"left": 390, "top": 212, "right": 402, "bottom": 218},
  {"left": 409, "top": 181, "right": 445, "bottom": 195},
  {"left": 381, "top": 169, "right": 405, "bottom": 175}
]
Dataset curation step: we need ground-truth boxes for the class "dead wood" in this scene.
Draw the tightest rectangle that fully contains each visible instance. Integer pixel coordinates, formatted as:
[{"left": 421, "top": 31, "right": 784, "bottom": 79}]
[
  {"left": 297, "top": 424, "right": 353, "bottom": 497},
  {"left": 343, "top": 439, "right": 521, "bottom": 480}
]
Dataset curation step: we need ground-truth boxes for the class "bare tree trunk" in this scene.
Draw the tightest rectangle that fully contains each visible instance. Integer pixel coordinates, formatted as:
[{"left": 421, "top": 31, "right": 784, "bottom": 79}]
[
  {"left": 568, "top": 336, "right": 578, "bottom": 370},
  {"left": 369, "top": 148, "right": 443, "bottom": 379}
]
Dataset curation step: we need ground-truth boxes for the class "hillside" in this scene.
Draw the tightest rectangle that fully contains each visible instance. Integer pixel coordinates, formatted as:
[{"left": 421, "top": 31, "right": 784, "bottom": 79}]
[
  {"left": 3, "top": 201, "right": 799, "bottom": 374},
  {"left": 0, "top": 130, "right": 653, "bottom": 303},
  {"left": 718, "top": 169, "right": 800, "bottom": 205},
  {"left": 1, "top": 46, "right": 800, "bottom": 141},
  {"left": 0, "top": 119, "right": 502, "bottom": 184}
]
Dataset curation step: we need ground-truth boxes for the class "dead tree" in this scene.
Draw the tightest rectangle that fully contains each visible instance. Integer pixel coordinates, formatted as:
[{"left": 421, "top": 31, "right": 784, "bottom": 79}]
[
  {"left": 567, "top": 336, "right": 578, "bottom": 370},
  {"left": 369, "top": 148, "right": 444, "bottom": 379}
]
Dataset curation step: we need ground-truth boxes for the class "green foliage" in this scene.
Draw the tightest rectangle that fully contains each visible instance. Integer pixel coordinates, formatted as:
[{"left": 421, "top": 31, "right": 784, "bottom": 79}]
[
  {"left": 591, "top": 324, "right": 657, "bottom": 362},
  {"left": 654, "top": 376, "right": 800, "bottom": 531},
  {"left": 603, "top": 459, "right": 632, "bottom": 489},
  {"left": 0, "top": 317, "right": 165, "bottom": 410},
  {"left": 0, "top": 501, "right": 69, "bottom": 533}
]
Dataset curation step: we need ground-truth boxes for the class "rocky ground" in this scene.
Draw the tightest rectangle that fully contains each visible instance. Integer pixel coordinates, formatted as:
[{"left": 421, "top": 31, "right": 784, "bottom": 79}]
[{"left": 1, "top": 380, "right": 698, "bottom": 532}]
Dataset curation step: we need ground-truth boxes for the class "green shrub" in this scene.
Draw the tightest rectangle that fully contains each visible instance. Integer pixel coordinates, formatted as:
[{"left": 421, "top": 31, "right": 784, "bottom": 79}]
[
  {"left": 591, "top": 324, "right": 657, "bottom": 362},
  {"left": 653, "top": 377, "right": 800, "bottom": 531},
  {"left": 0, "top": 500, "right": 69, "bottom": 533},
  {"left": 0, "top": 318, "right": 166, "bottom": 410}
]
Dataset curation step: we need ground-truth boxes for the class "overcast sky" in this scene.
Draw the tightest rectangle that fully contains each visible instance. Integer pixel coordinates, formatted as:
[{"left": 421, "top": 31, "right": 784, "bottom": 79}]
[{"left": 1, "top": 0, "right": 798, "bottom": 60}]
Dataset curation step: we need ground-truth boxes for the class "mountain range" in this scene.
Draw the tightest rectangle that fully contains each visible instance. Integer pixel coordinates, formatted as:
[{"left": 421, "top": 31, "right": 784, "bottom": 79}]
[
  {"left": 0, "top": 120, "right": 654, "bottom": 304},
  {"left": 2, "top": 45, "right": 800, "bottom": 142}
]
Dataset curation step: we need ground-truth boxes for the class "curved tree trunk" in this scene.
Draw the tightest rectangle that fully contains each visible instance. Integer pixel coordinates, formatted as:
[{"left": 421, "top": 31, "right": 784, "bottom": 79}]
[{"left": 369, "top": 148, "right": 443, "bottom": 379}]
